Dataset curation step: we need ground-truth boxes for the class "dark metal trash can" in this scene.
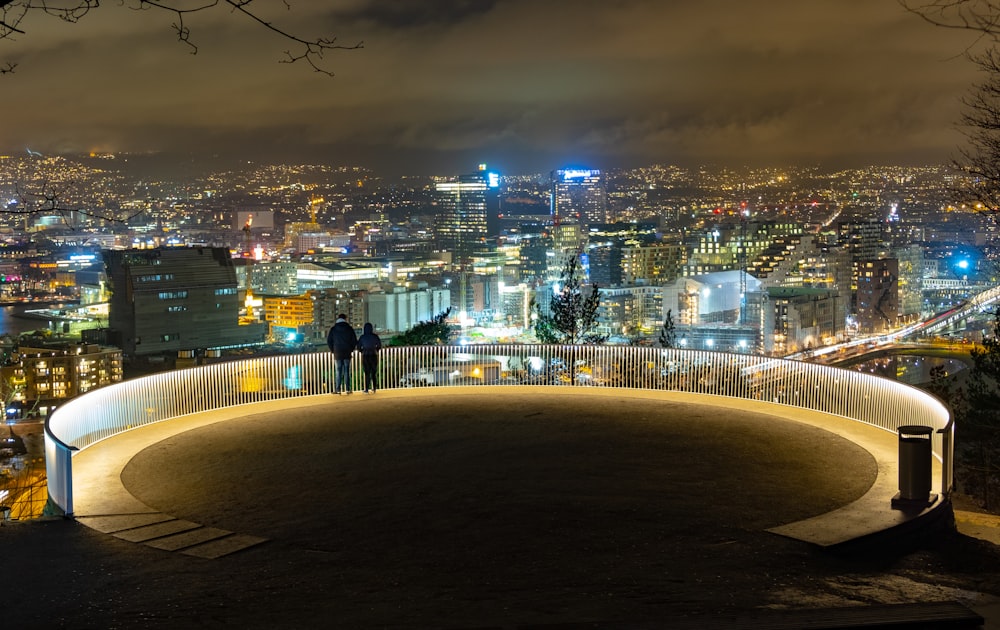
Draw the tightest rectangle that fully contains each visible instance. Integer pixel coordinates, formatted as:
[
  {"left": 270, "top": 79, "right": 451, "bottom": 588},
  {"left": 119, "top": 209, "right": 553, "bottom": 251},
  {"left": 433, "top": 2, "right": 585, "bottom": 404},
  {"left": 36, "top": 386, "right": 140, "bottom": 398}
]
[{"left": 897, "top": 425, "right": 933, "bottom": 502}]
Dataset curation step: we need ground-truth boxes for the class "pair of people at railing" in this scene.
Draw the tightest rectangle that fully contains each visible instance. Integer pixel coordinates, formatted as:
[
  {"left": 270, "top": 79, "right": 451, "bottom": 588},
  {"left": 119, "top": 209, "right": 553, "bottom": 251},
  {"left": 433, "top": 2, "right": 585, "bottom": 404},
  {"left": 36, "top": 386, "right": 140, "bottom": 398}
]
[{"left": 327, "top": 314, "right": 382, "bottom": 394}]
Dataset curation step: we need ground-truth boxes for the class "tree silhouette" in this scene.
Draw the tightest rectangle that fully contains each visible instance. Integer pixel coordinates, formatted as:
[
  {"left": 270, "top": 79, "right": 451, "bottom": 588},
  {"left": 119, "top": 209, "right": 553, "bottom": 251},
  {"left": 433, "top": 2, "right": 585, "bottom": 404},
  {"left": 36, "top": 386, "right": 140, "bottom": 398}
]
[
  {"left": 658, "top": 309, "right": 678, "bottom": 348},
  {"left": 963, "top": 309, "right": 1000, "bottom": 508},
  {"left": 388, "top": 308, "right": 454, "bottom": 346},
  {"left": 532, "top": 251, "right": 606, "bottom": 345},
  {"left": 903, "top": 1, "right": 1000, "bottom": 210},
  {"left": 0, "top": 1, "right": 363, "bottom": 222},
  {"left": 0, "top": 0, "right": 362, "bottom": 76},
  {"left": 902, "top": 1, "right": 1000, "bottom": 39}
]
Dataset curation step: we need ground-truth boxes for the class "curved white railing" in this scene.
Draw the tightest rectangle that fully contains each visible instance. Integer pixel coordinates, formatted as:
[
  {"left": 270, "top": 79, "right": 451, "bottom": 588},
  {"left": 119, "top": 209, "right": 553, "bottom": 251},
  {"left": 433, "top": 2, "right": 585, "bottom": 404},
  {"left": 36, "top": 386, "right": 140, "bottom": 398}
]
[{"left": 45, "top": 345, "right": 954, "bottom": 516}]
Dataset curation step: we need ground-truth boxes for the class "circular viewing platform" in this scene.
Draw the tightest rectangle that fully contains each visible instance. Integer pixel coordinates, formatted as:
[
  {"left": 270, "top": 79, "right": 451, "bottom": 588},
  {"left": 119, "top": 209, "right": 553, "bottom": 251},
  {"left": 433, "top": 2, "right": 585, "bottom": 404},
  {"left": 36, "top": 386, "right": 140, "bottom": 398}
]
[{"left": 59, "top": 387, "right": 933, "bottom": 628}]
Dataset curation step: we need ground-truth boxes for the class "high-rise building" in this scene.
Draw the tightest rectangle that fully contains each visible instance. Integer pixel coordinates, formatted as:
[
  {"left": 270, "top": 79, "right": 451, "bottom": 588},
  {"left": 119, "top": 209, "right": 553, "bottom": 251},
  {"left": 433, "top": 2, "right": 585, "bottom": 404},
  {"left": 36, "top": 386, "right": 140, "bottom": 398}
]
[
  {"left": 434, "top": 168, "right": 500, "bottom": 266},
  {"left": 586, "top": 242, "right": 623, "bottom": 287},
  {"left": 855, "top": 258, "right": 899, "bottom": 334},
  {"left": 518, "top": 235, "right": 551, "bottom": 284},
  {"left": 838, "top": 218, "right": 888, "bottom": 308},
  {"left": 893, "top": 244, "right": 924, "bottom": 322},
  {"left": 838, "top": 218, "right": 886, "bottom": 262},
  {"left": 551, "top": 169, "right": 607, "bottom": 226}
]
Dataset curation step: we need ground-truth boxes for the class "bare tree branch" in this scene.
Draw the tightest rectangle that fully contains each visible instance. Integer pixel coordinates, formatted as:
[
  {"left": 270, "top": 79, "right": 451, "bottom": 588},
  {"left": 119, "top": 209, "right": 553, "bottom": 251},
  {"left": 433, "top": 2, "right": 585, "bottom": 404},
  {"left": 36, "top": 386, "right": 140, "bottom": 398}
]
[
  {"left": 901, "top": 0, "right": 1000, "bottom": 38},
  {"left": 1, "top": 0, "right": 362, "bottom": 75},
  {"left": 948, "top": 46, "right": 1000, "bottom": 210},
  {"left": 12, "top": 179, "right": 147, "bottom": 225},
  {"left": 902, "top": 2, "right": 1000, "bottom": 213}
]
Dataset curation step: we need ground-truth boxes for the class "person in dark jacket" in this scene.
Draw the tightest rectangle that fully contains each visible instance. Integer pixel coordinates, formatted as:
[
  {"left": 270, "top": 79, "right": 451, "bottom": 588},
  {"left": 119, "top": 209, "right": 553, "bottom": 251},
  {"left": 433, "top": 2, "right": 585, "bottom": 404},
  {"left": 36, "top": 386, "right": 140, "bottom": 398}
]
[
  {"left": 357, "top": 322, "right": 383, "bottom": 394},
  {"left": 326, "top": 314, "right": 357, "bottom": 395}
]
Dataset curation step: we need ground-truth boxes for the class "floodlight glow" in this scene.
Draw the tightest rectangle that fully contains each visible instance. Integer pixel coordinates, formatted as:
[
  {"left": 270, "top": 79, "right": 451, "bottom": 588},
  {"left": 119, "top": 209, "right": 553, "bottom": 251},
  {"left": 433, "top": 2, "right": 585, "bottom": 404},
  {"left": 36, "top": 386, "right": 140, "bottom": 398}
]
[
  {"left": 283, "top": 365, "right": 302, "bottom": 390},
  {"left": 487, "top": 172, "right": 500, "bottom": 188}
]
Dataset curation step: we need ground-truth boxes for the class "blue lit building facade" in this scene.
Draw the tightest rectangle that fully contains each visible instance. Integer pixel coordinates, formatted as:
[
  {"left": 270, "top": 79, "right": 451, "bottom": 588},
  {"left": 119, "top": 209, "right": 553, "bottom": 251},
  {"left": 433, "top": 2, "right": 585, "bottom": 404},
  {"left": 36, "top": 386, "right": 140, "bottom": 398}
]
[{"left": 551, "top": 169, "right": 608, "bottom": 227}]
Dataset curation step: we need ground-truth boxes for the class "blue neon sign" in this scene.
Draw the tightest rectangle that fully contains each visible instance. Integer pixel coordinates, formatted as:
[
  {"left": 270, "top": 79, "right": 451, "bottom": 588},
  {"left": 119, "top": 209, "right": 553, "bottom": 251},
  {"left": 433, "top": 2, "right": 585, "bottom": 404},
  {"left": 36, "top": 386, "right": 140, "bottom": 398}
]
[{"left": 561, "top": 169, "right": 598, "bottom": 180}]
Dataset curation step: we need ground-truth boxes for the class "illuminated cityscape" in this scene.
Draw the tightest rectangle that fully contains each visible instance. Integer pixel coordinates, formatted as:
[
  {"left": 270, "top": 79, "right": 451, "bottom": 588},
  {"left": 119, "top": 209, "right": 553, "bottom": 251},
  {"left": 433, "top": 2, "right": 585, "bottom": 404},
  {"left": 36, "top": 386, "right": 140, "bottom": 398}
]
[
  {"left": 1, "top": 156, "right": 995, "bottom": 368},
  {"left": 6, "top": 1, "right": 1000, "bottom": 627}
]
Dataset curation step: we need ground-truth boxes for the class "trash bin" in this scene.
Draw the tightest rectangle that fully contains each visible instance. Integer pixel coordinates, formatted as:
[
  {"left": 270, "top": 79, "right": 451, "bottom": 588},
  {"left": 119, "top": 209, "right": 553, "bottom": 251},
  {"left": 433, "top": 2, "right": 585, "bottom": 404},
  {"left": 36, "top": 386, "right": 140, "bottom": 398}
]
[{"left": 897, "top": 425, "right": 933, "bottom": 502}]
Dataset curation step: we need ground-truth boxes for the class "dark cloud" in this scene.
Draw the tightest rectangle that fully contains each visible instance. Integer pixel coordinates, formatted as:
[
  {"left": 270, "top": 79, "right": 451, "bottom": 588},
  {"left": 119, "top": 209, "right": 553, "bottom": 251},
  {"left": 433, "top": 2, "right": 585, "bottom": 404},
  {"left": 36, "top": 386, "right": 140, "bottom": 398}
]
[
  {"left": 0, "top": 0, "right": 989, "bottom": 174},
  {"left": 332, "top": 0, "right": 501, "bottom": 29}
]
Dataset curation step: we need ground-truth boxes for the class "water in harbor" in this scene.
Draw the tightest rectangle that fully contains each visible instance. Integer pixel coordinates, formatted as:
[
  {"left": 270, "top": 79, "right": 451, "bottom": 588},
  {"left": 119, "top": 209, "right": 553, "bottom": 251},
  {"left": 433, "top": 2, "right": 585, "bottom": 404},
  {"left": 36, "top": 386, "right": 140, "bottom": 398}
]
[
  {"left": 0, "top": 304, "right": 98, "bottom": 338},
  {"left": 849, "top": 354, "right": 968, "bottom": 385}
]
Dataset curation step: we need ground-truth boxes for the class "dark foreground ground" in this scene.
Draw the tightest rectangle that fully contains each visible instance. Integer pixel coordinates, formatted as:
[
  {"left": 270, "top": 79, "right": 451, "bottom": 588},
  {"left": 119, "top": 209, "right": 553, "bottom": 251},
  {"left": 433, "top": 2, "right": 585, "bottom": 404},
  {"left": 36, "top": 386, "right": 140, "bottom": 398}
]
[{"left": 5, "top": 393, "right": 1000, "bottom": 629}]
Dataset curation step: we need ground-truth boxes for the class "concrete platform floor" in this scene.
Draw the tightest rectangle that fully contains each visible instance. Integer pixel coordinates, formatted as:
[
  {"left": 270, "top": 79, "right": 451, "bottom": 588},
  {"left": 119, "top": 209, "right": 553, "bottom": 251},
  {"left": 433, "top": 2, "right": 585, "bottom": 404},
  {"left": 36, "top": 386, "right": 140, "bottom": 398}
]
[{"left": 7, "top": 388, "right": 1000, "bottom": 629}]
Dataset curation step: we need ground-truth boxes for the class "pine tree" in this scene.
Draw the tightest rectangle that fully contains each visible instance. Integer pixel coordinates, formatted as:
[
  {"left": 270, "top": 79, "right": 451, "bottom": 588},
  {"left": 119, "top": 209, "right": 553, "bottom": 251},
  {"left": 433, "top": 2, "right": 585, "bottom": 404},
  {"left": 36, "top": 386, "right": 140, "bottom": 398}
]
[
  {"left": 658, "top": 309, "right": 678, "bottom": 348},
  {"left": 532, "top": 252, "right": 607, "bottom": 345},
  {"left": 964, "top": 309, "right": 1000, "bottom": 509}
]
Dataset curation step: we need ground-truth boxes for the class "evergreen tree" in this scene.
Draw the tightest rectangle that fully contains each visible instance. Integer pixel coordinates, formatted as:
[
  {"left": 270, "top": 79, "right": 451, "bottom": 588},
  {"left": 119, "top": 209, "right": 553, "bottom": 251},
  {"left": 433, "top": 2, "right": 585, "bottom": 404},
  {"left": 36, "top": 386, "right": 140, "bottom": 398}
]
[
  {"left": 387, "top": 308, "right": 454, "bottom": 346},
  {"left": 658, "top": 309, "right": 678, "bottom": 348},
  {"left": 532, "top": 252, "right": 606, "bottom": 345},
  {"left": 964, "top": 309, "right": 1000, "bottom": 509}
]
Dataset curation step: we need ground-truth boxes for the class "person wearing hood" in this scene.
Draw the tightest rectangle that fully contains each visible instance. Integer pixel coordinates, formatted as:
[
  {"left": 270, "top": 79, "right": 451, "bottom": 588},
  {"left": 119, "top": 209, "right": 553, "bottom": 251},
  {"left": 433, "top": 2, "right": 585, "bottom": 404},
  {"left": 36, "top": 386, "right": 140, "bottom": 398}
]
[
  {"left": 357, "top": 322, "right": 383, "bottom": 394},
  {"left": 327, "top": 314, "right": 358, "bottom": 395}
]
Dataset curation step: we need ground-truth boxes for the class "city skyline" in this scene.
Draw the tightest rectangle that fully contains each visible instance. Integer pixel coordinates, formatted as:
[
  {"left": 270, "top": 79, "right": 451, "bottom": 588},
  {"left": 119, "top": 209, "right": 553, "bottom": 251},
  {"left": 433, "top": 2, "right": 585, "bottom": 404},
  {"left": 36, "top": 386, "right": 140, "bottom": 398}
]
[{"left": 0, "top": 1, "right": 989, "bottom": 176}]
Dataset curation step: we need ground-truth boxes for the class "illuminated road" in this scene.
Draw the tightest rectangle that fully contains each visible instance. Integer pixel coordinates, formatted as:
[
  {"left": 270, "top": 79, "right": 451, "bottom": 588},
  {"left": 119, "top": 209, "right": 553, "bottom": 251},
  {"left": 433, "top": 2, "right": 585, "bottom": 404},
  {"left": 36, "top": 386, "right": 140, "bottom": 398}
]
[{"left": 787, "top": 282, "right": 1000, "bottom": 363}]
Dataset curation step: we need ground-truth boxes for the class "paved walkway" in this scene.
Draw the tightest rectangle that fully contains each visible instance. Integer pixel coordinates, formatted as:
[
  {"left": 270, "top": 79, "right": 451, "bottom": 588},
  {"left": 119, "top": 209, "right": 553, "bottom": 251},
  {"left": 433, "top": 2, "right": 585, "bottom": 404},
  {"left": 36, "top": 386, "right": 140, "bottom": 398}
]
[{"left": 7, "top": 388, "right": 1000, "bottom": 628}]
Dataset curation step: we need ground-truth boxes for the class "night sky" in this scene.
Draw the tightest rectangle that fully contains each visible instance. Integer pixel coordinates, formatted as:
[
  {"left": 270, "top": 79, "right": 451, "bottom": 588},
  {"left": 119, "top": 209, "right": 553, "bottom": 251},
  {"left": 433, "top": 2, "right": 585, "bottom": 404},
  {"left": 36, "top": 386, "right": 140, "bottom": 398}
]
[{"left": 0, "top": 0, "right": 988, "bottom": 175}]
